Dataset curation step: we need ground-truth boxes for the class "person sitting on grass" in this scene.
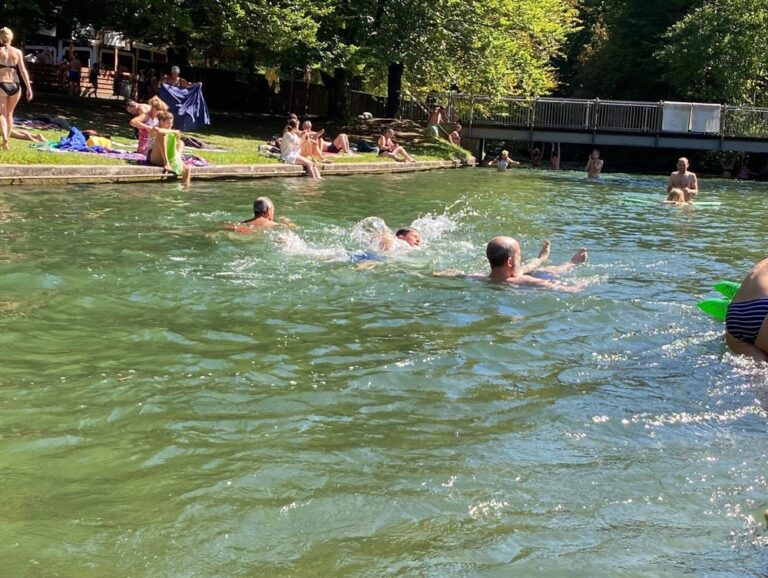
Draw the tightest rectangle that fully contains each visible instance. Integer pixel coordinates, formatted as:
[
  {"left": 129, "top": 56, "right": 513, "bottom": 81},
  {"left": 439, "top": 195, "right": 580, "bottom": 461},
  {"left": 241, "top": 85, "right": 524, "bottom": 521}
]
[
  {"left": 281, "top": 118, "right": 321, "bottom": 178},
  {"left": 448, "top": 124, "right": 462, "bottom": 147},
  {"left": 225, "top": 197, "right": 295, "bottom": 232},
  {"left": 147, "top": 111, "right": 191, "bottom": 187},
  {"left": 301, "top": 120, "right": 354, "bottom": 156},
  {"left": 378, "top": 128, "right": 414, "bottom": 162}
]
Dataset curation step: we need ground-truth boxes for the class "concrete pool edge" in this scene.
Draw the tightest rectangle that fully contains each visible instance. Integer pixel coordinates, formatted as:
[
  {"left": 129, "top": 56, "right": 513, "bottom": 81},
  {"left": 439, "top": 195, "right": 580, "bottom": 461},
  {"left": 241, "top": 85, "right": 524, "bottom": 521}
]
[{"left": 0, "top": 159, "right": 467, "bottom": 186}]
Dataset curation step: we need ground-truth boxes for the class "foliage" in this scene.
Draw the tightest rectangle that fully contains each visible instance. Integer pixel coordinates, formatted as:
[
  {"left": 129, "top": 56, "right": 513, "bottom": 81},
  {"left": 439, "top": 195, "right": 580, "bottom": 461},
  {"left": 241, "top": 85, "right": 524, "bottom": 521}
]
[
  {"left": 655, "top": 0, "right": 768, "bottom": 105},
  {"left": 562, "top": 0, "right": 701, "bottom": 99}
]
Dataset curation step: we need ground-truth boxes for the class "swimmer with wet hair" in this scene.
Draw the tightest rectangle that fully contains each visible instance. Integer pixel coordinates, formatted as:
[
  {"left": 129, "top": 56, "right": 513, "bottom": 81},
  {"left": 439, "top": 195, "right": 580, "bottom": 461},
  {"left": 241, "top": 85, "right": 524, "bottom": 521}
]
[
  {"left": 436, "top": 236, "right": 587, "bottom": 291},
  {"left": 483, "top": 236, "right": 587, "bottom": 289},
  {"left": 377, "top": 226, "right": 421, "bottom": 251},
  {"left": 395, "top": 227, "right": 421, "bottom": 246},
  {"left": 226, "top": 196, "right": 294, "bottom": 232}
]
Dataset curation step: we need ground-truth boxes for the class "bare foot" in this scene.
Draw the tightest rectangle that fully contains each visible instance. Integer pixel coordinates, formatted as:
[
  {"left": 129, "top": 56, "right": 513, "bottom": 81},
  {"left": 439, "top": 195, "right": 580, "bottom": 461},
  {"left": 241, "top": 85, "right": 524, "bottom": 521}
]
[
  {"left": 538, "top": 240, "right": 551, "bottom": 261},
  {"left": 570, "top": 248, "right": 588, "bottom": 264},
  {"left": 1, "top": 138, "right": 8, "bottom": 151}
]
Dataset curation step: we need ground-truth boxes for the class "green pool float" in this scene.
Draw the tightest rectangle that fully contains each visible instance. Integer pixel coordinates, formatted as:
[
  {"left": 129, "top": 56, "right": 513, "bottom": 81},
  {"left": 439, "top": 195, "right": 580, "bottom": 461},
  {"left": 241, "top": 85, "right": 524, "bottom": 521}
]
[{"left": 697, "top": 280, "right": 741, "bottom": 321}]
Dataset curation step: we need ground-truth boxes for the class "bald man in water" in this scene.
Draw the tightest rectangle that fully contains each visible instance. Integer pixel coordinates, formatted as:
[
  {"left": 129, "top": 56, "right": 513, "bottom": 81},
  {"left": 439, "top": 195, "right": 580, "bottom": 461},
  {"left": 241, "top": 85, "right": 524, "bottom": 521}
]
[{"left": 476, "top": 236, "right": 588, "bottom": 291}]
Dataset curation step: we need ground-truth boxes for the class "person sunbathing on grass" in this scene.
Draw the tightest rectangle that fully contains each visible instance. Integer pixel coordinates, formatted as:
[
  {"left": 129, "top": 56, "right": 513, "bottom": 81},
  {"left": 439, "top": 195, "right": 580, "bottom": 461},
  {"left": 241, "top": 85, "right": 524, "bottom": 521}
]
[
  {"left": 301, "top": 120, "right": 354, "bottom": 156},
  {"left": 377, "top": 128, "right": 414, "bottom": 163}
]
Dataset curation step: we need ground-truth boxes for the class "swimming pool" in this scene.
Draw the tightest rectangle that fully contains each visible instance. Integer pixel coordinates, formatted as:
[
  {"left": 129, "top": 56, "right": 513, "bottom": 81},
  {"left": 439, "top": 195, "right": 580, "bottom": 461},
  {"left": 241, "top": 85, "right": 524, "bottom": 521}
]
[{"left": 1, "top": 169, "right": 766, "bottom": 575}]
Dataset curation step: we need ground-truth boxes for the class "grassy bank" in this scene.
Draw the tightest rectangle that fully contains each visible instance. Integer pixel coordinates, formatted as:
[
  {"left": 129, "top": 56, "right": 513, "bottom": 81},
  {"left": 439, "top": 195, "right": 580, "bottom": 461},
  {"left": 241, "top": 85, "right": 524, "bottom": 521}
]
[{"left": 3, "top": 92, "right": 470, "bottom": 166}]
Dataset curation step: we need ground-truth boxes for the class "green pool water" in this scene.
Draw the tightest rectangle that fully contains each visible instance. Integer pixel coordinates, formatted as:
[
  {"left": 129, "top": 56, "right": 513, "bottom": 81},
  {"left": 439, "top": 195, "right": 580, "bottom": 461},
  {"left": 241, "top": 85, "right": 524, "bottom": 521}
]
[{"left": 1, "top": 168, "right": 767, "bottom": 576}]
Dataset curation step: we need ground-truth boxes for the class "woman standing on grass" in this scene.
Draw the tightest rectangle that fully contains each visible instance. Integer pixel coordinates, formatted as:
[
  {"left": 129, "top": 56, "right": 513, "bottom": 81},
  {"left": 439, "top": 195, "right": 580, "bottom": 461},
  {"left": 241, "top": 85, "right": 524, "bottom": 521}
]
[
  {"left": 281, "top": 119, "right": 321, "bottom": 178},
  {"left": 0, "top": 27, "right": 33, "bottom": 151}
]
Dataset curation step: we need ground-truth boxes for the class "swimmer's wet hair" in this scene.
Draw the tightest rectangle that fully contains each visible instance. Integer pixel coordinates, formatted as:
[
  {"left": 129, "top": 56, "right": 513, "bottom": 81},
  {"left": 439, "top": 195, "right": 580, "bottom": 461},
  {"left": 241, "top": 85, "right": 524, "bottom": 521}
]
[
  {"left": 395, "top": 227, "right": 418, "bottom": 238},
  {"left": 486, "top": 237, "right": 516, "bottom": 267},
  {"left": 253, "top": 196, "right": 274, "bottom": 217}
]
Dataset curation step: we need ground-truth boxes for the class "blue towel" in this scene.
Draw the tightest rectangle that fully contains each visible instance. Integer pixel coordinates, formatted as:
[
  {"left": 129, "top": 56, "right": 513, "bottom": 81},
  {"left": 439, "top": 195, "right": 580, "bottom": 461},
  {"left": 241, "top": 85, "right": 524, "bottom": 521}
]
[
  {"left": 159, "top": 83, "right": 211, "bottom": 131},
  {"left": 55, "top": 126, "right": 107, "bottom": 153}
]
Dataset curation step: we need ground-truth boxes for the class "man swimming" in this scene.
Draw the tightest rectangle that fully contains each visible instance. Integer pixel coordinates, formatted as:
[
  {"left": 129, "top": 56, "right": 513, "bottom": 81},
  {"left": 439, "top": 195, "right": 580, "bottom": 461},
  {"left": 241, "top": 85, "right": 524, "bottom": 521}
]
[
  {"left": 376, "top": 226, "right": 421, "bottom": 251},
  {"left": 667, "top": 157, "right": 698, "bottom": 201},
  {"left": 436, "top": 237, "right": 587, "bottom": 291},
  {"left": 226, "top": 197, "right": 294, "bottom": 232}
]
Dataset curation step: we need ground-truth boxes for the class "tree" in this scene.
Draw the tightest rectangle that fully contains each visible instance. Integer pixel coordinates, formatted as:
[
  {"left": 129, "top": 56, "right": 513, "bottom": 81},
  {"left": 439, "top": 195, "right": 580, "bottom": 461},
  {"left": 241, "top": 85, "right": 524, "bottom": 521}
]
[{"left": 656, "top": 0, "right": 768, "bottom": 105}]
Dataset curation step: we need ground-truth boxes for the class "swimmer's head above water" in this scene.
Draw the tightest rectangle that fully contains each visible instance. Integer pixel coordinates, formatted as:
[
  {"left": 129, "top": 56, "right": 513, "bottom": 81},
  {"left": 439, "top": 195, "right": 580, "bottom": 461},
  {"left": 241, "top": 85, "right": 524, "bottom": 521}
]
[
  {"left": 253, "top": 196, "right": 274, "bottom": 219},
  {"left": 486, "top": 236, "right": 521, "bottom": 269},
  {"left": 395, "top": 227, "right": 421, "bottom": 247}
]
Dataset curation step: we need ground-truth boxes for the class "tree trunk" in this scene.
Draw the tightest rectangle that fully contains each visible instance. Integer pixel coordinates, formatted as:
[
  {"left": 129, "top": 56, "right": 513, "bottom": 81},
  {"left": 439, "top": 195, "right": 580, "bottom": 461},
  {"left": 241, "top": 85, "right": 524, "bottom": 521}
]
[
  {"left": 386, "top": 62, "right": 403, "bottom": 118},
  {"left": 322, "top": 68, "right": 351, "bottom": 120}
]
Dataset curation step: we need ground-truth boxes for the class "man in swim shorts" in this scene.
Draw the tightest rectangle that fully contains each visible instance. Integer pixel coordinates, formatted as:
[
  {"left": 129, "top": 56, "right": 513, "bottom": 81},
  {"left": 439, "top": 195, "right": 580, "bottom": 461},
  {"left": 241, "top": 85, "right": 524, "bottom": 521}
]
[
  {"left": 436, "top": 237, "right": 587, "bottom": 291},
  {"left": 725, "top": 257, "right": 768, "bottom": 363},
  {"left": 226, "top": 197, "right": 294, "bottom": 232},
  {"left": 667, "top": 157, "right": 698, "bottom": 201}
]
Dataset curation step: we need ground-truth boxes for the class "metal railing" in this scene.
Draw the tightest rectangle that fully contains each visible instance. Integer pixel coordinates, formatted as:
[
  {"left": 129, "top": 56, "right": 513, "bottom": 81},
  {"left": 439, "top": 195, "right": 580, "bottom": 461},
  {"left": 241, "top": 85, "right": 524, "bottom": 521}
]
[{"left": 399, "top": 93, "right": 768, "bottom": 139}]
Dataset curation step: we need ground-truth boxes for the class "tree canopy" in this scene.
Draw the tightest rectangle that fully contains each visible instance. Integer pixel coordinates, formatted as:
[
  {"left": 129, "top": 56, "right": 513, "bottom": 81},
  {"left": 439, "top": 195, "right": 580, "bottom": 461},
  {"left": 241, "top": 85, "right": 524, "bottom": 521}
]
[{"left": 3, "top": 0, "right": 767, "bottom": 112}]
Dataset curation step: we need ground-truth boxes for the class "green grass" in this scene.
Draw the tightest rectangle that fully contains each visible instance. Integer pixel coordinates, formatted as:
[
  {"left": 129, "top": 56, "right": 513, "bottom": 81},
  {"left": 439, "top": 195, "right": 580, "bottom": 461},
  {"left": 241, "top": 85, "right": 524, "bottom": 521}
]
[{"left": 3, "top": 92, "right": 471, "bottom": 166}]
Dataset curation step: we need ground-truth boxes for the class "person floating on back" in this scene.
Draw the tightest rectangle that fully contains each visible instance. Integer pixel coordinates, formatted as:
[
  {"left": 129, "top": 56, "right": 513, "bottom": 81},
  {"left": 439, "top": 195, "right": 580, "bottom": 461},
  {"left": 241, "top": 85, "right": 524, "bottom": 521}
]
[{"left": 436, "top": 237, "right": 588, "bottom": 292}]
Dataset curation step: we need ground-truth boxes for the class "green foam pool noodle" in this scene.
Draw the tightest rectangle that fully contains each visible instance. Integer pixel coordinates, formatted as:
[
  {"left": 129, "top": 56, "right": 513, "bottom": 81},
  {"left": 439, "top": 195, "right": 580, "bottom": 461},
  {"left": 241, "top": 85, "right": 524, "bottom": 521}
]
[
  {"left": 697, "top": 298, "right": 730, "bottom": 322},
  {"left": 713, "top": 280, "right": 740, "bottom": 300},
  {"left": 166, "top": 133, "right": 184, "bottom": 177}
]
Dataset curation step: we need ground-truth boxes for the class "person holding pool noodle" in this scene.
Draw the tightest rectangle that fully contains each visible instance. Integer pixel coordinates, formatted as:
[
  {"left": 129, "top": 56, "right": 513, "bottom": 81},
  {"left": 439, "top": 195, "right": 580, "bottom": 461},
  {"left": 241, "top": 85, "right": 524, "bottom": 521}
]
[{"left": 148, "top": 111, "right": 191, "bottom": 187}]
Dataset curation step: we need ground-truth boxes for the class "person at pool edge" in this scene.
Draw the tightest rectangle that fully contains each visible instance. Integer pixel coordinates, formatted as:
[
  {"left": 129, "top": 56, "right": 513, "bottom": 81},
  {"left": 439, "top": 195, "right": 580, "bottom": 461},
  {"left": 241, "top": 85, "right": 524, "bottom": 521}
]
[
  {"left": 667, "top": 157, "right": 698, "bottom": 201},
  {"left": 724, "top": 257, "right": 768, "bottom": 363},
  {"left": 226, "top": 197, "right": 294, "bottom": 232}
]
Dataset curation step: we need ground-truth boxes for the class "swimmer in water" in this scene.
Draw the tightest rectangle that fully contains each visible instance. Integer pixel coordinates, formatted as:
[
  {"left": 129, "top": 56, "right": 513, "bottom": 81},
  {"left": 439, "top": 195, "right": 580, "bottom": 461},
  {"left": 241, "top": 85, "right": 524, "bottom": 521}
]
[
  {"left": 724, "top": 257, "right": 768, "bottom": 363},
  {"left": 491, "top": 150, "right": 520, "bottom": 171},
  {"left": 377, "top": 226, "right": 421, "bottom": 251},
  {"left": 436, "top": 237, "right": 588, "bottom": 292},
  {"left": 226, "top": 196, "right": 294, "bottom": 232}
]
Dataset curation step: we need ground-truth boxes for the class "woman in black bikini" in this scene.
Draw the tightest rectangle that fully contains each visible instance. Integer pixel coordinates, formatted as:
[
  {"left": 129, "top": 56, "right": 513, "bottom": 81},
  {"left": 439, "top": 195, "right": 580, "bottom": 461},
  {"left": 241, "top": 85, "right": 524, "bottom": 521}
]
[{"left": 0, "top": 27, "right": 33, "bottom": 150}]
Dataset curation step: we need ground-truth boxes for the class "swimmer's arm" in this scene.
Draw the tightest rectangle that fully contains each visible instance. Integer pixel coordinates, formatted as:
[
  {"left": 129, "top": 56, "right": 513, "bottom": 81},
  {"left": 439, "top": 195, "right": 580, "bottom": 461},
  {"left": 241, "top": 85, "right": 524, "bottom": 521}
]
[
  {"left": 521, "top": 257, "right": 545, "bottom": 274},
  {"left": 686, "top": 175, "right": 699, "bottom": 197},
  {"left": 518, "top": 275, "right": 584, "bottom": 293},
  {"left": 433, "top": 269, "right": 467, "bottom": 278},
  {"left": 725, "top": 330, "right": 768, "bottom": 363},
  {"left": 278, "top": 217, "right": 297, "bottom": 228},
  {"left": 666, "top": 173, "right": 675, "bottom": 193},
  {"left": 377, "top": 231, "right": 395, "bottom": 252}
]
